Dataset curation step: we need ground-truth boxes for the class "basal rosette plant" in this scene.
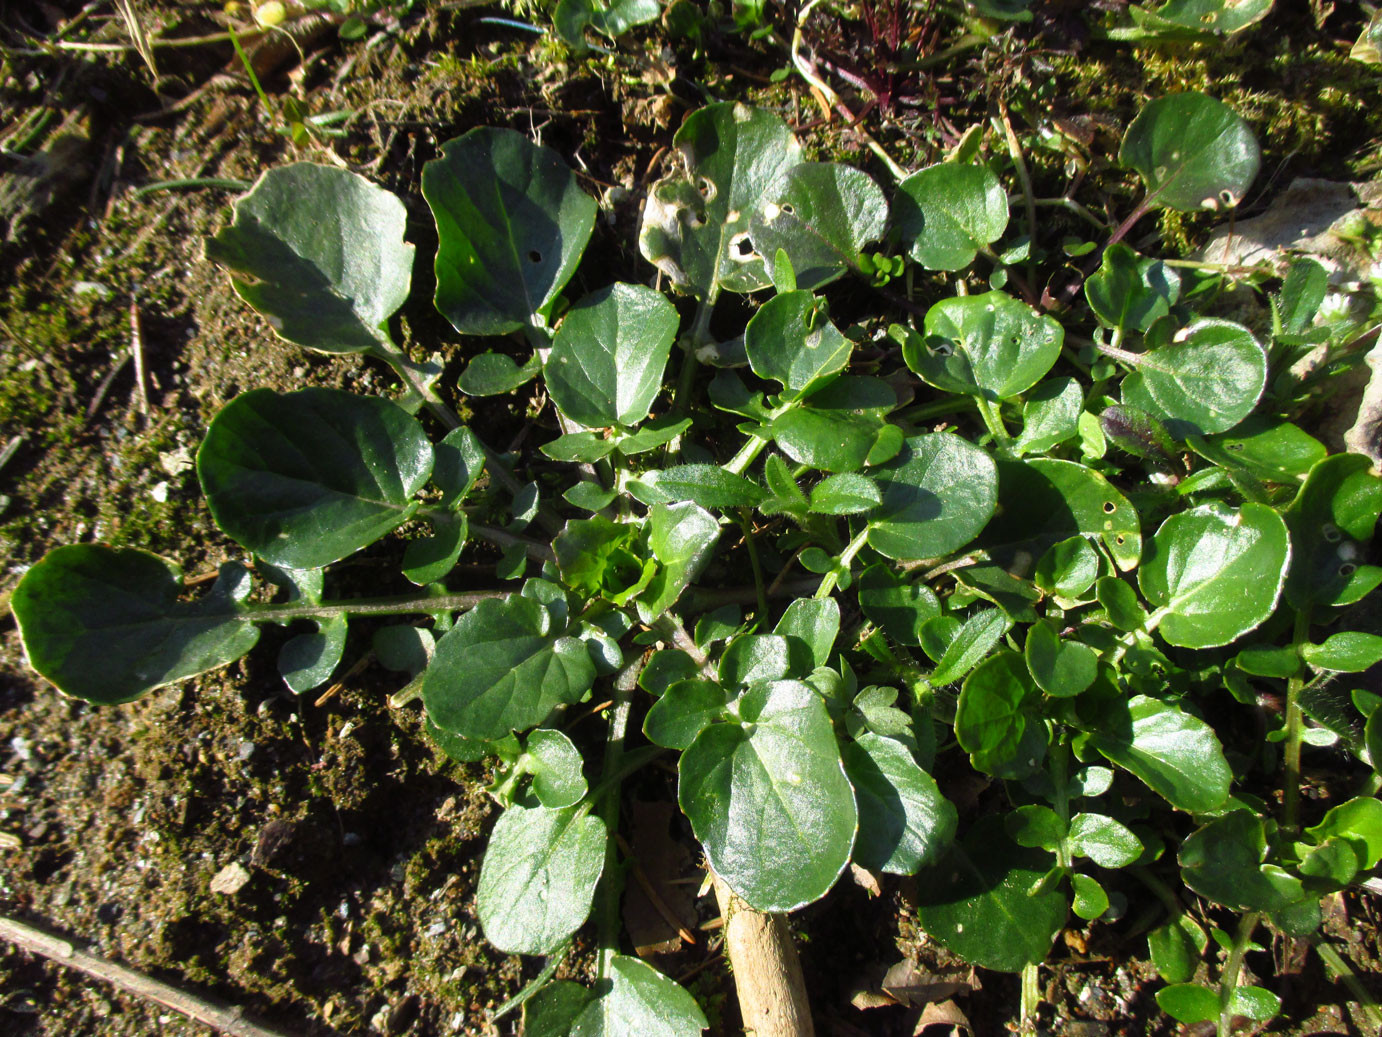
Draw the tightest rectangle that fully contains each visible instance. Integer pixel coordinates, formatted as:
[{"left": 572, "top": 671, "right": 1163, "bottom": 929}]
[{"left": 12, "top": 93, "right": 1382, "bottom": 1034}]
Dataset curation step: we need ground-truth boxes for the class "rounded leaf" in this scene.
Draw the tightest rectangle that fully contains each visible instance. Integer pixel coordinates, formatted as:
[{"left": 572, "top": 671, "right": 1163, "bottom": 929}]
[
  {"left": 1140, "top": 502, "right": 1289, "bottom": 649},
  {"left": 868, "top": 433, "right": 998, "bottom": 561},
  {"left": 197, "top": 388, "right": 433, "bottom": 570},
  {"left": 749, "top": 162, "right": 889, "bottom": 290},
  {"left": 843, "top": 732, "right": 957, "bottom": 875},
  {"left": 1120, "top": 92, "right": 1260, "bottom": 212},
  {"left": 679, "top": 680, "right": 857, "bottom": 912},
  {"left": 546, "top": 283, "right": 679, "bottom": 428},
  {"left": 894, "top": 163, "right": 1009, "bottom": 271},
  {"left": 425, "top": 127, "right": 596, "bottom": 334},
  {"left": 1120, "top": 318, "right": 1266, "bottom": 437},
  {"left": 12, "top": 546, "right": 259, "bottom": 705},
  {"left": 744, "top": 290, "right": 853, "bottom": 399},
  {"left": 900, "top": 291, "right": 1064, "bottom": 401},
  {"left": 206, "top": 163, "right": 414, "bottom": 353}
]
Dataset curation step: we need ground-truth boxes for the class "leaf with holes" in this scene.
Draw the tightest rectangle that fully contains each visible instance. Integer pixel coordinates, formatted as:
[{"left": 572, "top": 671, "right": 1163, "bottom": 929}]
[
  {"left": 1120, "top": 92, "right": 1260, "bottom": 211},
  {"left": 749, "top": 162, "right": 888, "bottom": 290},
  {"left": 896, "top": 291, "right": 1064, "bottom": 401},
  {"left": 894, "top": 162, "right": 1009, "bottom": 272},
  {"left": 639, "top": 103, "right": 802, "bottom": 299},
  {"left": 744, "top": 290, "right": 853, "bottom": 400},
  {"left": 206, "top": 163, "right": 415, "bottom": 354},
  {"left": 424, "top": 127, "right": 596, "bottom": 334}
]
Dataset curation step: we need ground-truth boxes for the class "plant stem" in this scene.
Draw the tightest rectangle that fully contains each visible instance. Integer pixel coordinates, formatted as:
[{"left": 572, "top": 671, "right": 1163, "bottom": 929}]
[
  {"left": 1218, "top": 911, "right": 1262, "bottom": 1037},
  {"left": 468, "top": 522, "right": 556, "bottom": 563},
  {"left": 227, "top": 22, "right": 274, "bottom": 120},
  {"left": 131, "top": 177, "right": 252, "bottom": 199},
  {"left": 974, "top": 393, "right": 1010, "bottom": 444},
  {"left": 723, "top": 431, "right": 771, "bottom": 476},
  {"left": 995, "top": 98, "right": 1038, "bottom": 290},
  {"left": 1019, "top": 961, "right": 1041, "bottom": 1035},
  {"left": 592, "top": 661, "right": 639, "bottom": 983},
  {"left": 737, "top": 511, "right": 769, "bottom": 619},
  {"left": 1283, "top": 608, "right": 1312, "bottom": 833},
  {"left": 490, "top": 941, "right": 570, "bottom": 1022},
  {"left": 1311, "top": 938, "right": 1382, "bottom": 1032},
  {"left": 247, "top": 588, "right": 507, "bottom": 624},
  {"left": 814, "top": 525, "right": 870, "bottom": 599}
]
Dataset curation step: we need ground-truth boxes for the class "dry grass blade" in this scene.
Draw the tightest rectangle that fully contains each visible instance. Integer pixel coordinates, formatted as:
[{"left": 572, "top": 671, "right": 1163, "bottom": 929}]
[{"left": 114, "top": 0, "right": 158, "bottom": 78}]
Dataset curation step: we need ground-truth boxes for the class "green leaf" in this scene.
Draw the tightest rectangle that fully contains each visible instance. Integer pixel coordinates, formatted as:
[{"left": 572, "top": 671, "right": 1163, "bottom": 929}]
[
  {"left": 894, "top": 163, "right": 1009, "bottom": 272},
  {"left": 857, "top": 564, "right": 940, "bottom": 647},
  {"left": 760, "top": 453, "right": 809, "bottom": 518},
  {"left": 638, "top": 502, "right": 721, "bottom": 622},
  {"left": 1277, "top": 257, "right": 1329, "bottom": 336},
  {"left": 1306, "top": 797, "right": 1382, "bottom": 870},
  {"left": 1100, "top": 405, "right": 1178, "bottom": 470},
  {"left": 529, "top": 955, "right": 707, "bottom": 1036},
  {"left": 810, "top": 473, "right": 882, "bottom": 515},
  {"left": 912, "top": 816, "right": 1066, "bottom": 973},
  {"left": 197, "top": 388, "right": 433, "bottom": 570},
  {"left": 1156, "top": 984, "right": 1220, "bottom": 1025},
  {"left": 644, "top": 680, "right": 727, "bottom": 750},
  {"left": 12, "top": 546, "right": 259, "bottom": 705},
  {"left": 1005, "top": 805, "right": 1065, "bottom": 851},
  {"left": 898, "top": 291, "right": 1064, "bottom": 401},
  {"left": 1071, "top": 873, "right": 1109, "bottom": 920},
  {"left": 1148, "top": 915, "right": 1207, "bottom": 983},
  {"left": 206, "top": 163, "right": 414, "bottom": 353},
  {"left": 475, "top": 804, "right": 605, "bottom": 954},
  {"left": 1368, "top": 709, "right": 1382, "bottom": 774},
  {"left": 718, "top": 634, "right": 803, "bottom": 688},
  {"left": 955, "top": 651, "right": 1047, "bottom": 778},
  {"left": 749, "top": 162, "right": 889, "bottom": 290},
  {"left": 774, "top": 597, "right": 840, "bottom": 670},
  {"left": 1135, "top": 0, "right": 1273, "bottom": 37},
  {"left": 1033, "top": 536, "right": 1100, "bottom": 599},
  {"left": 1097, "top": 576, "right": 1147, "bottom": 631},
  {"left": 1121, "top": 319, "right": 1267, "bottom": 438},
  {"left": 1090, "top": 695, "right": 1231, "bottom": 813},
  {"left": 1283, "top": 453, "right": 1382, "bottom": 610},
  {"left": 1228, "top": 985, "right": 1281, "bottom": 1022},
  {"left": 542, "top": 431, "right": 619, "bottom": 463},
  {"left": 1194, "top": 417, "right": 1327, "bottom": 485},
  {"left": 524, "top": 729, "right": 588, "bottom": 809},
  {"left": 546, "top": 283, "right": 679, "bottom": 428},
  {"left": 679, "top": 680, "right": 857, "bottom": 911},
  {"left": 632, "top": 465, "right": 765, "bottom": 510},
  {"left": 744, "top": 290, "right": 852, "bottom": 399},
  {"left": 981, "top": 458, "right": 1141, "bottom": 572},
  {"left": 614, "top": 416, "right": 695, "bottom": 456},
  {"left": 1120, "top": 92, "right": 1260, "bottom": 212},
  {"left": 433, "top": 426, "right": 486, "bottom": 507},
  {"left": 1235, "top": 644, "right": 1300, "bottom": 679},
  {"left": 868, "top": 433, "right": 998, "bottom": 560},
  {"left": 423, "top": 595, "right": 597, "bottom": 741},
  {"left": 1084, "top": 244, "right": 1180, "bottom": 332},
  {"left": 640, "top": 649, "right": 701, "bottom": 696},
  {"left": 278, "top": 614, "right": 346, "bottom": 693},
  {"left": 930, "top": 608, "right": 1011, "bottom": 686},
  {"left": 554, "top": 516, "right": 656, "bottom": 607},
  {"left": 1140, "top": 502, "right": 1289, "bottom": 649},
  {"left": 425, "top": 127, "right": 596, "bottom": 334},
  {"left": 1015, "top": 377, "right": 1082, "bottom": 456},
  {"left": 402, "top": 512, "right": 468, "bottom": 586},
  {"left": 639, "top": 103, "right": 802, "bottom": 299},
  {"left": 458, "top": 351, "right": 541, "bottom": 396},
  {"left": 766, "top": 376, "right": 895, "bottom": 474},
  {"left": 1024, "top": 620, "right": 1097, "bottom": 698},
  {"left": 591, "top": 0, "right": 661, "bottom": 36},
  {"left": 1179, "top": 811, "right": 1306, "bottom": 911},
  {"left": 844, "top": 731, "right": 956, "bottom": 875},
  {"left": 1303, "top": 632, "right": 1382, "bottom": 673},
  {"left": 1068, "top": 813, "right": 1143, "bottom": 868}
]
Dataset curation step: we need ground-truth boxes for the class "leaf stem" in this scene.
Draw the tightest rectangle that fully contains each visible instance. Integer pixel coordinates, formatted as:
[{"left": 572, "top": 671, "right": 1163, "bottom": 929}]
[
  {"left": 973, "top": 394, "right": 1011, "bottom": 444},
  {"left": 246, "top": 588, "right": 508, "bottom": 624},
  {"left": 814, "top": 525, "right": 870, "bottom": 599},
  {"left": 593, "top": 660, "right": 639, "bottom": 982},
  {"left": 736, "top": 511, "right": 769, "bottom": 619},
  {"left": 1283, "top": 607, "right": 1312, "bottom": 833},
  {"left": 723, "top": 431, "right": 771, "bottom": 477},
  {"left": 1217, "top": 911, "right": 1262, "bottom": 1037}
]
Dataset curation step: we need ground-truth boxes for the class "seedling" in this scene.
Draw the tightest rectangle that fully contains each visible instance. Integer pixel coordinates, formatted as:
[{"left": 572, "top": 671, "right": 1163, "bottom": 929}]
[{"left": 13, "top": 91, "right": 1382, "bottom": 1034}]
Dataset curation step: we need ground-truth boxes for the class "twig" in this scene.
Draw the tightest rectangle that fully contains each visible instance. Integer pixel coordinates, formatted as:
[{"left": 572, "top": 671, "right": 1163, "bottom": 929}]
[
  {"left": 313, "top": 652, "right": 375, "bottom": 708},
  {"left": 614, "top": 832, "right": 698, "bottom": 947},
  {"left": 129, "top": 297, "right": 150, "bottom": 421},
  {"left": 0, "top": 914, "right": 297, "bottom": 1037}
]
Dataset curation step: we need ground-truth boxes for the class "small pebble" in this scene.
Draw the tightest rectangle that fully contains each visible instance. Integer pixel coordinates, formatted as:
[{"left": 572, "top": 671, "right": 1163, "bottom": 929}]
[{"left": 210, "top": 862, "right": 251, "bottom": 896}]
